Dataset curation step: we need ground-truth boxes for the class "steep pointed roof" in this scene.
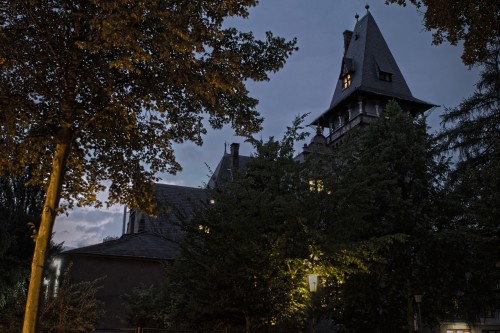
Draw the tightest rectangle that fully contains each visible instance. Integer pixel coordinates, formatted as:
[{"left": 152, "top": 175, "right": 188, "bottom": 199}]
[{"left": 313, "top": 12, "right": 434, "bottom": 125}]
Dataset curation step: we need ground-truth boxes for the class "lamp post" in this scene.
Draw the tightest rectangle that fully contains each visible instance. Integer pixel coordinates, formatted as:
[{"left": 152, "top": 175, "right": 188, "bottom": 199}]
[
  {"left": 414, "top": 294, "right": 422, "bottom": 333},
  {"left": 308, "top": 274, "right": 319, "bottom": 333}
]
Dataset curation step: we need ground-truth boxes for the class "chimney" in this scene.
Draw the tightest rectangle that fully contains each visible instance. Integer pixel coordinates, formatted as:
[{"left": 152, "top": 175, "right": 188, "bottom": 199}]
[
  {"left": 343, "top": 30, "right": 353, "bottom": 55},
  {"left": 230, "top": 143, "right": 240, "bottom": 169}
]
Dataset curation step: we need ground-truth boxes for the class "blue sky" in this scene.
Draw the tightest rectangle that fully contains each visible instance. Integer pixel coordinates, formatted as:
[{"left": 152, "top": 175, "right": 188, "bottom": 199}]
[{"left": 53, "top": 0, "right": 480, "bottom": 248}]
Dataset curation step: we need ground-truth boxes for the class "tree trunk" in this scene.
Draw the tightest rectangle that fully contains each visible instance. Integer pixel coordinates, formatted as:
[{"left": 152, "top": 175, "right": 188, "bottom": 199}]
[
  {"left": 245, "top": 313, "right": 252, "bottom": 333},
  {"left": 22, "top": 139, "right": 71, "bottom": 333},
  {"left": 407, "top": 293, "right": 415, "bottom": 333}
]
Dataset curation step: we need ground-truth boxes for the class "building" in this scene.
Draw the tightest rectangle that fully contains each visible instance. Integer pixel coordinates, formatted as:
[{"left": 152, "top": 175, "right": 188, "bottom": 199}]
[
  {"left": 62, "top": 144, "right": 252, "bottom": 330},
  {"left": 62, "top": 8, "right": 499, "bottom": 332}
]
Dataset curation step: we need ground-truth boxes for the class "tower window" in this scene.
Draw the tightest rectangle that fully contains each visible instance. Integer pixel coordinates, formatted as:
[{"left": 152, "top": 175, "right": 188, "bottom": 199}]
[
  {"left": 340, "top": 57, "right": 354, "bottom": 90},
  {"left": 342, "top": 73, "right": 352, "bottom": 89},
  {"left": 379, "top": 71, "right": 392, "bottom": 82}
]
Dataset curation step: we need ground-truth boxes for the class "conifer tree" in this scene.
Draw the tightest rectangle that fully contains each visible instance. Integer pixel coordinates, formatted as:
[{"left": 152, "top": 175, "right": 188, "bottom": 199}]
[
  {"left": 437, "top": 48, "right": 500, "bottom": 321},
  {"left": 163, "top": 122, "right": 313, "bottom": 332},
  {"left": 328, "top": 101, "right": 458, "bottom": 332}
]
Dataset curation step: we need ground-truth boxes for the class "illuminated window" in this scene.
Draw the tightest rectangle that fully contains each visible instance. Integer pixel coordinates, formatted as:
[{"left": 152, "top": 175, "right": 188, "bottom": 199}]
[
  {"left": 209, "top": 199, "right": 215, "bottom": 205},
  {"left": 309, "top": 179, "right": 325, "bottom": 192},
  {"left": 198, "top": 224, "right": 210, "bottom": 234},
  {"left": 342, "top": 73, "right": 352, "bottom": 89}
]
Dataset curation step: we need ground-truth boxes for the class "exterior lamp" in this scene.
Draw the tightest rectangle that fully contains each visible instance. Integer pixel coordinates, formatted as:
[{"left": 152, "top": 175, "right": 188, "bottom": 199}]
[{"left": 308, "top": 274, "right": 319, "bottom": 292}]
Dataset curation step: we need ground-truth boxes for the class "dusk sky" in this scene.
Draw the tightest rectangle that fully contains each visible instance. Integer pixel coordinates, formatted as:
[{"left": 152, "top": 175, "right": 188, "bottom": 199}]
[{"left": 53, "top": 0, "right": 480, "bottom": 248}]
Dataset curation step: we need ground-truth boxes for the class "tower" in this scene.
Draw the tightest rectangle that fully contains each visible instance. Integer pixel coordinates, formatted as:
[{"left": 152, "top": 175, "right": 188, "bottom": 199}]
[{"left": 310, "top": 10, "right": 435, "bottom": 149}]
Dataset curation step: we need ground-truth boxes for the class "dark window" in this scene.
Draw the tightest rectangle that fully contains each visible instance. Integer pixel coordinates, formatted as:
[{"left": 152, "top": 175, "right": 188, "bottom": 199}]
[
  {"left": 379, "top": 71, "right": 392, "bottom": 82},
  {"left": 138, "top": 218, "right": 146, "bottom": 232},
  {"left": 129, "top": 211, "right": 136, "bottom": 233}
]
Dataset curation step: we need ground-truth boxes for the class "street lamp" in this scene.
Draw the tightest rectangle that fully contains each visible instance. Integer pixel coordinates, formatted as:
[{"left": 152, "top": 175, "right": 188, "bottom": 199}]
[
  {"left": 308, "top": 274, "right": 319, "bottom": 292},
  {"left": 414, "top": 294, "right": 422, "bottom": 333},
  {"left": 308, "top": 273, "right": 319, "bottom": 333}
]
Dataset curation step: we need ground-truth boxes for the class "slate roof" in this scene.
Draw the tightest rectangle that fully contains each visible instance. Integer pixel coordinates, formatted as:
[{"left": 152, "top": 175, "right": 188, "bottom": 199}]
[
  {"left": 141, "top": 183, "right": 209, "bottom": 241},
  {"left": 64, "top": 149, "right": 253, "bottom": 260},
  {"left": 312, "top": 12, "right": 434, "bottom": 125},
  {"left": 63, "top": 231, "right": 179, "bottom": 260},
  {"left": 207, "top": 152, "right": 253, "bottom": 188}
]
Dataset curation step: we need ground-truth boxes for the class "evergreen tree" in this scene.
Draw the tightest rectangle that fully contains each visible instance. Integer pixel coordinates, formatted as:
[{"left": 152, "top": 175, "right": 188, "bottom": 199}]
[
  {"left": 163, "top": 122, "right": 314, "bottom": 333},
  {"left": 326, "top": 101, "right": 462, "bottom": 332},
  {"left": 437, "top": 48, "right": 500, "bottom": 321}
]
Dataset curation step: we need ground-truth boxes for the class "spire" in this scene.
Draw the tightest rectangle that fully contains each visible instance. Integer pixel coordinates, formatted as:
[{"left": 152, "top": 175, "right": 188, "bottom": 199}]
[{"left": 311, "top": 11, "right": 434, "bottom": 128}]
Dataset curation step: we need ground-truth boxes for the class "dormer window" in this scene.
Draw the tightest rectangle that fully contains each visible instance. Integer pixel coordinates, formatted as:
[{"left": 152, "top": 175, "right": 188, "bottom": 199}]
[
  {"left": 379, "top": 71, "right": 392, "bottom": 82},
  {"left": 376, "top": 60, "right": 393, "bottom": 82},
  {"left": 342, "top": 73, "right": 352, "bottom": 89},
  {"left": 340, "top": 57, "right": 354, "bottom": 90}
]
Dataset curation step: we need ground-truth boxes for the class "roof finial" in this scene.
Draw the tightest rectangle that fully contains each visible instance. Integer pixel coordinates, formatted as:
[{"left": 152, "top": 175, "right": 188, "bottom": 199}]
[
  {"left": 365, "top": 4, "right": 370, "bottom": 13},
  {"left": 355, "top": 13, "right": 359, "bottom": 22},
  {"left": 224, "top": 141, "right": 227, "bottom": 154}
]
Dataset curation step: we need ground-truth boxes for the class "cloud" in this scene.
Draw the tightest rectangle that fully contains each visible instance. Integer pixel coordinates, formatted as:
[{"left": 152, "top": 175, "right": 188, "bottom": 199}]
[{"left": 53, "top": 206, "right": 124, "bottom": 248}]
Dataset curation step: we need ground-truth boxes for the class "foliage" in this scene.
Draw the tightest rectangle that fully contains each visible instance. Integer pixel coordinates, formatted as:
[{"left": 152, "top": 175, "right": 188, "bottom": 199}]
[
  {"left": 39, "top": 265, "right": 104, "bottom": 333},
  {"left": 439, "top": 47, "right": 500, "bottom": 256},
  {"left": 436, "top": 49, "right": 500, "bottom": 321},
  {"left": 439, "top": 49, "right": 500, "bottom": 165},
  {"left": 0, "top": 265, "right": 104, "bottom": 333},
  {"left": 0, "top": 2, "right": 297, "bottom": 330},
  {"left": 126, "top": 282, "right": 177, "bottom": 329},
  {"left": 162, "top": 120, "right": 314, "bottom": 332},
  {"left": 0, "top": 172, "right": 44, "bottom": 309},
  {"left": 386, "top": 0, "right": 500, "bottom": 65},
  {"left": 0, "top": 0, "right": 297, "bottom": 211},
  {"left": 325, "top": 101, "right": 468, "bottom": 332}
]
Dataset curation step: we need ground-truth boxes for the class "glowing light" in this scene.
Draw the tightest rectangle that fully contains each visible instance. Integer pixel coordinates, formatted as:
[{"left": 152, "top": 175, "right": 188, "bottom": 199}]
[
  {"left": 308, "top": 274, "right": 319, "bottom": 292},
  {"left": 198, "top": 224, "right": 210, "bottom": 234},
  {"left": 342, "top": 73, "right": 352, "bottom": 89}
]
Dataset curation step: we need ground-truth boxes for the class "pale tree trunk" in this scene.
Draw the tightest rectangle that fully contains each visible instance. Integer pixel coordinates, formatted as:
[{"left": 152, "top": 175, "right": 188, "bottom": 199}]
[{"left": 22, "top": 137, "right": 71, "bottom": 333}]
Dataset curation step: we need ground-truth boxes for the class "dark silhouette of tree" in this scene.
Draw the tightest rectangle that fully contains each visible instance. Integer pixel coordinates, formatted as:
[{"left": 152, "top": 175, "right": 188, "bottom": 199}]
[{"left": 386, "top": 0, "right": 499, "bottom": 65}]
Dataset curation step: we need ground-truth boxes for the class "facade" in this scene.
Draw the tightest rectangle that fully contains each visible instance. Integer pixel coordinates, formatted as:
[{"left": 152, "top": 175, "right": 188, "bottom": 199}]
[{"left": 62, "top": 232, "right": 179, "bottom": 329}]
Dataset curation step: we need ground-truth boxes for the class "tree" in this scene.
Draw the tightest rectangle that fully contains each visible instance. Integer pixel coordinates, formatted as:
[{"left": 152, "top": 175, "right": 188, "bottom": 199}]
[
  {"left": 0, "top": 172, "right": 44, "bottom": 310},
  {"left": 163, "top": 125, "right": 314, "bottom": 332},
  {"left": 439, "top": 48, "right": 499, "bottom": 165},
  {"left": 385, "top": 0, "right": 500, "bottom": 65},
  {"left": 326, "top": 101, "right": 460, "bottom": 332},
  {"left": 39, "top": 265, "right": 104, "bottom": 333},
  {"left": 437, "top": 48, "right": 500, "bottom": 321},
  {"left": 439, "top": 47, "right": 499, "bottom": 258},
  {"left": 0, "top": 1, "right": 297, "bottom": 331},
  {"left": 0, "top": 264, "right": 104, "bottom": 333}
]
